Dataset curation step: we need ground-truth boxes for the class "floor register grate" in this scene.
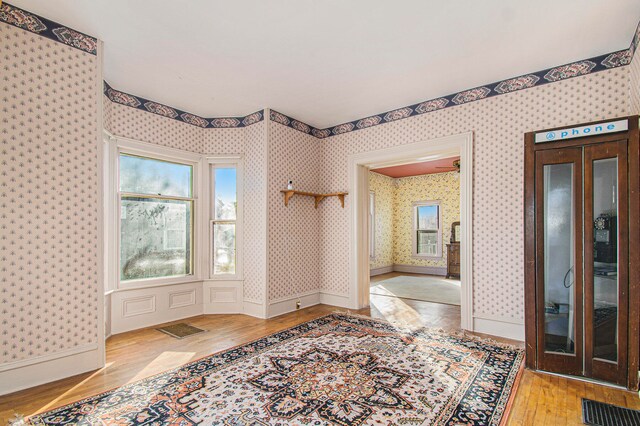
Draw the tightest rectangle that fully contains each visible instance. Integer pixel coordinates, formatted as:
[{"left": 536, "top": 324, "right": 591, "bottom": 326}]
[
  {"left": 582, "top": 399, "right": 640, "bottom": 426},
  {"left": 156, "top": 323, "right": 206, "bottom": 339}
]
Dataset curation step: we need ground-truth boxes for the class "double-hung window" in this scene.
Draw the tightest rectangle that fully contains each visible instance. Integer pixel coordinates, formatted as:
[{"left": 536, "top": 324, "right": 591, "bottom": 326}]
[
  {"left": 118, "top": 154, "right": 194, "bottom": 282},
  {"left": 413, "top": 201, "right": 442, "bottom": 258},
  {"left": 210, "top": 160, "right": 242, "bottom": 278}
]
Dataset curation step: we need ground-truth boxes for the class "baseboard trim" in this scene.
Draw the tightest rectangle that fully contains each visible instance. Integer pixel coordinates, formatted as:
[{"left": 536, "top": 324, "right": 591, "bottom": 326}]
[
  {"left": 372, "top": 264, "right": 447, "bottom": 276},
  {"left": 268, "top": 292, "right": 320, "bottom": 318},
  {"left": 369, "top": 265, "right": 393, "bottom": 276},
  {"left": 243, "top": 300, "right": 267, "bottom": 319},
  {"left": 473, "top": 317, "right": 525, "bottom": 341},
  {"left": 319, "top": 292, "right": 350, "bottom": 309},
  {"left": 0, "top": 343, "right": 98, "bottom": 373},
  {"left": 0, "top": 345, "right": 103, "bottom": 395}
]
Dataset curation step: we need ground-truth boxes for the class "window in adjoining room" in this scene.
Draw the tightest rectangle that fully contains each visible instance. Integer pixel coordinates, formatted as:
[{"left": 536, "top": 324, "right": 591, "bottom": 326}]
[
  {"left": 413, "top": 201, "right": 442, "bottom": 258},
  {"left": 119, "top": 154, "right": 194, "bottom": 281}
]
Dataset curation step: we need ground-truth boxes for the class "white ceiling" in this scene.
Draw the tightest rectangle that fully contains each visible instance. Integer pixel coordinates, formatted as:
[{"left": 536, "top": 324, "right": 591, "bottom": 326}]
[{"left": 12, "top": 0, "right": 640, "bottom": 128}]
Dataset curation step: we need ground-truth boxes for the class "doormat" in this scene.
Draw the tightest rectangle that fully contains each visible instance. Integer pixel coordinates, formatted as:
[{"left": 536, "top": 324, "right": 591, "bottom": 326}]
[
  {"left": 582, "top": 398, "right": 640, "bottom": 426},
  {"left": 156, "top": 323, "right": 206, "bottom": 339}
]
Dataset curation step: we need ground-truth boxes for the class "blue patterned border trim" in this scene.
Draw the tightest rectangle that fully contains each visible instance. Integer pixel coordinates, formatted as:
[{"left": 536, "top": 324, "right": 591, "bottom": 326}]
[
  {"left": 104, "top": 81, "right": 264, "bottom": 128},
  {"left": 632, "top": 19, "right": 640, "bottom": 57},
  {"left": 311, "top": 48, "right": 634, "bottom": 139},
  {"left": 0, "top": 2, "right": 97, "bottom": 55},
  {"left": 269, "top": 110, "right": 327, "bottom": 138}
]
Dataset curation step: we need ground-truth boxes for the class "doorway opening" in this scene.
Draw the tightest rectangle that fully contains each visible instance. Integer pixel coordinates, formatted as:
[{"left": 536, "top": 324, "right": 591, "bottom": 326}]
[
  {"left": 348, "top": 132, "right": 473, "bottom": 331},
  {"left": 368, "top": 157, "right": 462, "bottom": 323}
]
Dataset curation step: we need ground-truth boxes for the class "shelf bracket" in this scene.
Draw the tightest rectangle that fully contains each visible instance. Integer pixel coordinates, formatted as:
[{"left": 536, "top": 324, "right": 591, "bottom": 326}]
[
  {"left": 314, "top": 195, "right": 326, "bottom": 209},
  {"left": 283, "top": 190, "right": 295, "bottom": 207}
]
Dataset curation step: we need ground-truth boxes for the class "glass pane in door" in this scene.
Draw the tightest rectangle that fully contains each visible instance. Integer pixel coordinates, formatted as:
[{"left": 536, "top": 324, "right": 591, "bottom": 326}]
[
  {"left": 592, "top": 158, "right": 618, "bottom": 362},
  {"left": 543, "top": 163, "right": 575, "bottom": 354}
]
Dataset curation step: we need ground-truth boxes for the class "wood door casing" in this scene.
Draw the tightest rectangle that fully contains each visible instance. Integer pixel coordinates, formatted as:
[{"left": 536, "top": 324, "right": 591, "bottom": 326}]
[
  {"left": 534, "top": 147, "right": 584, "bottom": 376},
  {"left": 584, "top": 140, "right": 629, "bottom": 386}
]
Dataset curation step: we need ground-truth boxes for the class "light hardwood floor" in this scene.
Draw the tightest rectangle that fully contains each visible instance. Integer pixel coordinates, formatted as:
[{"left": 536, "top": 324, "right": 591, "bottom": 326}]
[{"left": 1, "top": 273, "right": 639, "bottom": 424}]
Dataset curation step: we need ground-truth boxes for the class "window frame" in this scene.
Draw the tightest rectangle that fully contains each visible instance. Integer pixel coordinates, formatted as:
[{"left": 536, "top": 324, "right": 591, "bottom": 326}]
[
  {"left": 107, "top": 136, "right": 203, "bottom": 291},
  {"left": 412, "top": 200, "right": 443, "bottom": 259},
  {"left": 207, "top": 156, "right": 244, "bottom": 281}
]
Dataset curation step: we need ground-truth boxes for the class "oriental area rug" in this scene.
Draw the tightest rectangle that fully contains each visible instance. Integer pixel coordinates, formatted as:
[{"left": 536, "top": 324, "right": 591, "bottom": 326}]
[{"left": 28, "top": 313, "right": 524, "bottom": 425}]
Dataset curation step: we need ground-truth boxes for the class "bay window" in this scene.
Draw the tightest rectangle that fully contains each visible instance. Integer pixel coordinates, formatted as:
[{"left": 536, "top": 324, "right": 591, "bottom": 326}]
[
  {"left": 209, "top": 159, "right": 243, "bottom": 279},
  {"left": 118, "top": 154, "right": 194, "bottom": 281}
]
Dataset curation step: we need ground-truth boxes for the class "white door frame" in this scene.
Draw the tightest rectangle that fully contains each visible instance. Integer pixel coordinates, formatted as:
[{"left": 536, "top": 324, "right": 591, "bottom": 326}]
[{"left": 348, "top": 131, "right": 474, "bottom": 330}]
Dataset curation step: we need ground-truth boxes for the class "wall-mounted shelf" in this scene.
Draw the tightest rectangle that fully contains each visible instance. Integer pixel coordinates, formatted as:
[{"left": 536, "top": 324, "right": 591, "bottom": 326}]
[{"left": 280, "top": 190, "right": 348, "bottom": 208}]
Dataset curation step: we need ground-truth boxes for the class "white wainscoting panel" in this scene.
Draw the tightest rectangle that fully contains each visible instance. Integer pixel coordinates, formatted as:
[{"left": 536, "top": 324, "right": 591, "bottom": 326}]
[
  {"left": 169, "top": 289, "right": 197, "bottom": 309},
  {"left": 123, "top": 295, "right": 156, "bottom": 318},
  {"left": 111, "top": 281, "right": 203, "bottom": 334},
  {"left": 203, "top": 280, "right": 243, "bottom": 314}
]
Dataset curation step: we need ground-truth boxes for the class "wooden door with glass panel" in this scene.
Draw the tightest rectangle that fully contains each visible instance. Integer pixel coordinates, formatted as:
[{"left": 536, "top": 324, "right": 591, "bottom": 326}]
[
  {"left": 524, "top": 116, "right": 639, "bottom": 390},
  {"left": 584, "top": 140, "right": 628, "bottom": 386},
  {"left": 534, "top": 147, "right": 583, "bottom": 376}
]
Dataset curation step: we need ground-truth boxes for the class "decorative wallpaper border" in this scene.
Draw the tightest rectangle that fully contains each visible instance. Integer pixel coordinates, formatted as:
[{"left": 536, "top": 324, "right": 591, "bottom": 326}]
[
  {"left": 632, "top": 19, "right": 640, "bottom": 57},
  {"left": 312, "top": 48, "right": 636, "bottom": 139},
  {"left": 0, "top": 2, "right": 97, "bottom": 55},
  {"left": 2, "top": 2, "right": 638, "bottom": 136},
  {"left": 104, "top": 81, "right": 264, "bottom": 128},
  {"left": 269, "top": 110, "right": 326, "bottom": 137}
]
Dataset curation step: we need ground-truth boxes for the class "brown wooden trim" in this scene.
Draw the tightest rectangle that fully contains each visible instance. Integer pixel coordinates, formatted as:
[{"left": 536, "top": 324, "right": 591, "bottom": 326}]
[
  {"left": 627, "top": 116, "right": 640, "bottom": 391},
  {"left": 583, "top": 140, "right": 628, "bottom": 386},
  {"left": 530, "top": 115, "right": 632, "bottom": 136},
  {"left": 531, "top": 134, "right": 629, "bottom": 151},
  {"left": 534, "top": 147, "right": 584, "bottom": 376},
  {"left": 524, "top": 132, "right": 537, "bottom": 369}
]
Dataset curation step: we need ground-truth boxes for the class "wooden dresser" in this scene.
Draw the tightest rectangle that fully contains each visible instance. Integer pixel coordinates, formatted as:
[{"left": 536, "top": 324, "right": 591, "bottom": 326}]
[{"left": 446, "top": 243, "right": 460, "bottom": 279}]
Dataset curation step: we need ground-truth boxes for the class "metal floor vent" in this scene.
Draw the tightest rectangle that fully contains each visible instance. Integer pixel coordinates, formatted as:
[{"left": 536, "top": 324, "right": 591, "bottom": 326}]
[
  {"left": 156, "top": 323, "right": 206, "bottom": 339},
  {"left": 582, "top": 399, "right": 640, "bottom": 426}
]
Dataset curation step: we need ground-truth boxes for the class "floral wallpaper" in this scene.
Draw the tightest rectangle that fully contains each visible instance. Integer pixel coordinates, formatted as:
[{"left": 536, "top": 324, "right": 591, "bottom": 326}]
[
  {"left": 632, "top": 42, "right": 640, "bottom": 114},
  {"left": 393, "top": 172, "right": 460, "bottom": 268},
  {"left": 368, "top": 171, "right": 460, "bottom": 271},
  {"left": 268, "top": 122, "right": 323, "bottom": 301},
  {"left": 368, "top": 172, "right": 394, "bottom": 270},
  {"left": 1, "top": 22, "right": 100, "bottom": 363}
]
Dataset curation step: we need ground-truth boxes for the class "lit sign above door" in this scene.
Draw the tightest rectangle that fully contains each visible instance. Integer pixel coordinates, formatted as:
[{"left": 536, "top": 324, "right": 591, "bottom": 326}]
[{"left": 534, "top": 119, "right": 628, "bottom": 143}]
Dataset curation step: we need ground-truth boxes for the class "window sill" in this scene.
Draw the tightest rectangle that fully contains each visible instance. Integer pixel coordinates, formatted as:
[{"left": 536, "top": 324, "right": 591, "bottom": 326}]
[
  {"left": 412, "top": 255, "right": 443, "bottom": 260},
  {"left": 205, "top": 275, "right": 243, "bottom": 282},
  {"left": 117, "top": 275, "right": 201, "bottom": 292}
]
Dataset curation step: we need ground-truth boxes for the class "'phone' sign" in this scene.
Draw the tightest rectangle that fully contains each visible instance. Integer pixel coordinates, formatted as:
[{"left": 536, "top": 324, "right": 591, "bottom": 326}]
[{"left": 534, "top": 119, "right": 628, "bottom": 143}]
